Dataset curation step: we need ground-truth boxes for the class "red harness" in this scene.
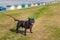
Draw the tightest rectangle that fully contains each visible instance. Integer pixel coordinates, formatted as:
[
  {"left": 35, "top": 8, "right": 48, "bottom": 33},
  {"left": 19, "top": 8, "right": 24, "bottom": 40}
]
[
  {"left": 29, "top": 25, "right": 33, "bottom": 29},
  {"left": 23, "top": 22, "right": 33, "bottom": 29}
]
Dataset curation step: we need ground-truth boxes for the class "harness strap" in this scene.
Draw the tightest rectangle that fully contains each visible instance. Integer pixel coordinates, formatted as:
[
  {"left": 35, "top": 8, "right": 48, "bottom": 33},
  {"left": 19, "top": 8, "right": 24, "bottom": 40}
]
[{"left": 29, "top": 25, "right": 32, "bottom": 29}]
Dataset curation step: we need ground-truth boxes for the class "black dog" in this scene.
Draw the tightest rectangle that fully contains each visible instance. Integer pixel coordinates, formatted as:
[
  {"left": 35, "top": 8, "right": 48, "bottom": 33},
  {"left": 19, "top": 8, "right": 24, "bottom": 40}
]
[{"left": 14, "top": 18, "right": 35, "bottom": 36}]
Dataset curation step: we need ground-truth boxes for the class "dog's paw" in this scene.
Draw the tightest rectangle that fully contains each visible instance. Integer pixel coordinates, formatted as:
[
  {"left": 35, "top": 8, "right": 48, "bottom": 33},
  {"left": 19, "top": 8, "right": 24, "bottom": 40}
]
[
  {"left": 16, "top": 30, "right": 19, "bottom": 33},
  {"left": 24, "top": 34, "right": 26, "bottom": 36},
  {"left": 30, "top": 32, "right": 33, "bottom": 33}
]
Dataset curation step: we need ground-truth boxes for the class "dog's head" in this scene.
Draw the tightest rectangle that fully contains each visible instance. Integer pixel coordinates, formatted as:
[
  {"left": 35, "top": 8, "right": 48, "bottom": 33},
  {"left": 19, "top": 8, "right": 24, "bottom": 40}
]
[{"left": 28, "top": 18, "right": 35, "bottom": 25}]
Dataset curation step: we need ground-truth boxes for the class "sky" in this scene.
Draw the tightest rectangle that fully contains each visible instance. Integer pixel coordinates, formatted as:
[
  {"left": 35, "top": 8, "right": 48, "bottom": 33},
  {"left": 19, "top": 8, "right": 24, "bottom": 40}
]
[
  {"left": 0, "top": 0, "right": 60, "bottom": 6},
  {"left": 0, "top": 0, "right": 55, "bottom": 2}
]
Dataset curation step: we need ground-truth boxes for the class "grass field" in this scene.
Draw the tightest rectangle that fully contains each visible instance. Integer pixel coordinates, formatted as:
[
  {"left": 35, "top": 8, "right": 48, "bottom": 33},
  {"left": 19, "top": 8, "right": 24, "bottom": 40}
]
[{"left": 0, "top": 3, "right": 60, "bottom": 40}]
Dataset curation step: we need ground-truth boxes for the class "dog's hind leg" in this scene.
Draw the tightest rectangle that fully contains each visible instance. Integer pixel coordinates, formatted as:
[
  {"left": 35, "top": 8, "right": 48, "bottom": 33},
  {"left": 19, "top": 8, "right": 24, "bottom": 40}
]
[
  {"left": 16, "top": 23, "right": 20, "bottom": 33},
  {"left": 16, "top": 27, "right": 19, "bottom": 33},
  {"left": 24, "top": 28, "right": 27, "bottom": 36}
]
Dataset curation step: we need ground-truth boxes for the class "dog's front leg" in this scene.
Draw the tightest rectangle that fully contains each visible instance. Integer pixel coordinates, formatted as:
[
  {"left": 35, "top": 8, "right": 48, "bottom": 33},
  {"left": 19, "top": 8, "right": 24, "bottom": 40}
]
[
  {"left": 30, "top": 26, "right": 33, "bottom": 33},
  {"left": 30, "top": 29, "right": 33, "bottom": 33}
]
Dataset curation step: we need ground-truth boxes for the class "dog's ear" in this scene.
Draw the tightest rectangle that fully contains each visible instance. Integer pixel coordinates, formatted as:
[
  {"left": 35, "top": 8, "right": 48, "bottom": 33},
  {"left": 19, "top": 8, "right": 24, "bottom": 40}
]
[{"left": 28, "top": 17, "right": 30, "bottom": 19}]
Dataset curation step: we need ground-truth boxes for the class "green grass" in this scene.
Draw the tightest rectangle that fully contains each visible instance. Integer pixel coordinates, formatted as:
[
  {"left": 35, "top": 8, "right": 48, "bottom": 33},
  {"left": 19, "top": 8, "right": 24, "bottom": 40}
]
[
  {"left": 0, "top": 3, "right": 60, "bottom": 40},
  {"left": 31, "top": 6, "right": 49, "bottom": 19}
]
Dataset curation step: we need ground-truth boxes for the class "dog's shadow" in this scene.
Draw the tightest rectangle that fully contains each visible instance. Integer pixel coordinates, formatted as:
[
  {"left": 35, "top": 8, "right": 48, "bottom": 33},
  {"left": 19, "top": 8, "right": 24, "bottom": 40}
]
[{"left": 10, "top": 29, "right": 25, "bottom": 35}]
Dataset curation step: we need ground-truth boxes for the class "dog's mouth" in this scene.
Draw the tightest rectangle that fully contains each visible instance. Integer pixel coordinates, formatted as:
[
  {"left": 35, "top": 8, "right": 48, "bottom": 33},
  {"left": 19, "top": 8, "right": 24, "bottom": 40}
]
[{"left": 31, "top": 23, "right": 34, "bottom": 25}]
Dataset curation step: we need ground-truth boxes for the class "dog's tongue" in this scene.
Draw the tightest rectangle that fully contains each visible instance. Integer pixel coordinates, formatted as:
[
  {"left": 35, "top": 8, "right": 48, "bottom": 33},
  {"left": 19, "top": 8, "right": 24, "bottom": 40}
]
[{"left": 31, "top": 23, "right": 34, "bottom": 25}]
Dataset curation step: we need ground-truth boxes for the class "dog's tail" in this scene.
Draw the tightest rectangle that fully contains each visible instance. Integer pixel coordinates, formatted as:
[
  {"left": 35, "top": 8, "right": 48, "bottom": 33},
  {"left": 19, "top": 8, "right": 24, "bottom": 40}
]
[{"left": 14, "top": 18, "right": 19, "bottom": 21}]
